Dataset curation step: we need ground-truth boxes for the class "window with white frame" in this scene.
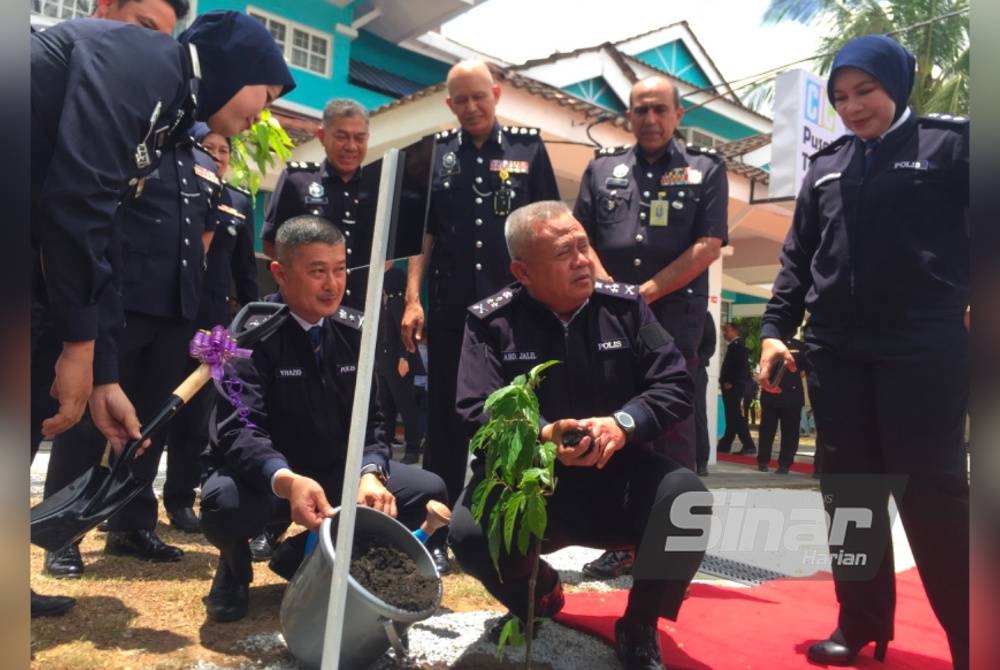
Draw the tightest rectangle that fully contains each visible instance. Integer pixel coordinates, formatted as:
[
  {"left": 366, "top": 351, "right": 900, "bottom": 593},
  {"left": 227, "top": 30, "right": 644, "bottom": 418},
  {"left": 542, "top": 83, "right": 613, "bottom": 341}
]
[
  {"left": 248, "top": 7, "right": 330, "bottom": 77},
  {"left": 681, "top": 127, "right": 724, "bottom": 148},
  {"left": 32, "top": 0, "right": 94, "bottom": 22}
]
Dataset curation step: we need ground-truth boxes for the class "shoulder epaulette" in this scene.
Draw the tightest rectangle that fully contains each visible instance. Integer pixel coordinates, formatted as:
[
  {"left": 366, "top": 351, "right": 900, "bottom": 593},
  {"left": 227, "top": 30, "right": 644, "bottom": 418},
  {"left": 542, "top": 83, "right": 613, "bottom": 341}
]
[
  {"left": 434, "top": 128, "right": 460, "bottom": 141},
  {"left": 223, "top": 181, "right": 251, "bottom": 198},
  {"left": 594, "top": 144, "right": 631, "bottom": 159},
  {"left": 286, "top": 161, "right": 322, "bottom": 171},
  {"left": 330, "top": 305, "right": 364, "bottom": 330},
  {"left": 809, "top": 134, "right": 852, "bottom": 161},
  {"left": 922, "top": 112, "right": 969, "bottom": 126},
  {"left": 501, "top": 125, "right": 541, "bottom": 139},
  {"left": 685, "top": 143, "right": 723, "bottom": 161},
  {"left": 593, "top": 279, "right": 640, "bottom": 300},
  {"left": 467, "top": 286, "right": 520, "bottom": 319}
]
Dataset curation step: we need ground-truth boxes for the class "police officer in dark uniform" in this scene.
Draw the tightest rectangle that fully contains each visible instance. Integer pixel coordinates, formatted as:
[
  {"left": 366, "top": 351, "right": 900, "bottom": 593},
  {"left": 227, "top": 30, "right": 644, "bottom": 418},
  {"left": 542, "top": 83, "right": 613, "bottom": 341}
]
[
  {"left": 694, "top": 311, "right": 716, "bottom": 476},
  {"left": 199, "top": 216, "right": 448, "bottom": 622},
  {"left": 163, "top": 123, "right": 260, "bottom": 533},
  {"left": 262, "top": 99, "right": 375, "bottom": 311},
  {"left": 450, "top": 202, "right": 706, "bottom": 670},
  {"left": 756, "top": 339, "right": 805, "bottom": 474},
  {"left": 29, "top": 9, "right": 294, "bottom": 613},
  {"left": 574, "top": 74, "right": 727, "bottom": 578},
  {"left": 717, "top": 321, "right": 757, "bottom": 454},
  {"left": 376, "top": 264, "right": 427, "bottom": 465},
  {"left": 402, "top": 60, "right": 560, "bottom": 511},
  {"left": 759, "top": 35, "right": 969, "bottom": 668}
]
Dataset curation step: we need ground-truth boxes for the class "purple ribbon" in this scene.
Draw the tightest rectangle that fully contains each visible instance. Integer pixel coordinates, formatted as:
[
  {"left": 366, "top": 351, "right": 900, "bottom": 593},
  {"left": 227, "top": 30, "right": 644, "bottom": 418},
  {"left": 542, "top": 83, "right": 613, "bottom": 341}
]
[{"left": 190, "top": 326, "right": 255, "bottom": 428}]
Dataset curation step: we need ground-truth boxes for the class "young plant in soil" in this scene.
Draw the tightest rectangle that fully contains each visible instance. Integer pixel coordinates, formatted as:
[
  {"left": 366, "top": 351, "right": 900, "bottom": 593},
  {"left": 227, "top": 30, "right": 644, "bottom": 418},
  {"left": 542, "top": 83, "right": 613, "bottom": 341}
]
[{"left": 469, "top": 361, "right": 559, "bottom": 668}]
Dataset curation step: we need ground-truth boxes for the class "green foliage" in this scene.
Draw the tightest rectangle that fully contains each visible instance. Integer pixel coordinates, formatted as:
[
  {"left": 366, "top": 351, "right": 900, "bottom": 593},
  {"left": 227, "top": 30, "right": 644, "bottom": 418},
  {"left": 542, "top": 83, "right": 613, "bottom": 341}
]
[
  {"left": 732, "top": 316, "right": 763, "bottom": 370},
  {"left": 748, "top": 0, "right": 969, "bottom": 116},
  {"left": 228, "top": 109, "right": 294, "bottom": 197},
  {"left": 470, "top": 360, "right": 560, "bottom": 667}
]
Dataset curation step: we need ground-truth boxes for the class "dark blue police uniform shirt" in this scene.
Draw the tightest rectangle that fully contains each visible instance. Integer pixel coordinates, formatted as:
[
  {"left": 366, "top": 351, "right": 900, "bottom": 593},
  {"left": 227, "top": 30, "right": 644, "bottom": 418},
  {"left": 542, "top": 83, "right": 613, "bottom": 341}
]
[
  {"left": 31, "top": 18, "right": 197, "bottom": 381},
  {"left": 427, "top": 124, "right": 560, "bottom": 327},
  {"left": 120, "top": 137, "right": 222, "bottom": 321},
  {"left": 574, "top": 139, "right": 728, "bottom": 299},
  {"left": 197, "top": 183, "right": 259, "bottom": 328},
  {"left": 262, "top": 161, "right": 375, "bottom": 310},
  {"left": 456, "top": 281, "right": 693, "bottom": 456},
  {"left": 761, "top": 112, "right": 970, "bottom": 340},
  {"left": 209, "top": 294, "right": 389, "bottom": 494}
]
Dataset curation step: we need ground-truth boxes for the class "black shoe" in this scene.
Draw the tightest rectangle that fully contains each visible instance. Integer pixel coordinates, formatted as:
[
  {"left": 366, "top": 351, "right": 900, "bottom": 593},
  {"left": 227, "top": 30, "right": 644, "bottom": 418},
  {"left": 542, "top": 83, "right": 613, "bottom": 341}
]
[
  {"left": 806, "top": 629, "right": 888, "bottom": 665},
  {"left": 614, "top": 617, "right": 664, "bottom": 670},
  {"left": 775, "top": 466, "right": 790, "bottom": 474},
  {"left": 583, "top": 550, "right": 634, "bottom": 579},
  {"left": 249, "top": 530, "right": 279, "bottom": 562},
  {"left": 166, "top": 506, "right": 201, "bottom": 533},
  {"left": 30, "top": 590, "right": 76, "bottom": 618},
  {"left": 429, "top": 545, "right": 451, "bottom": 575},
  {"left": 757, "top": 463, "right": 769, "bottom": 472},
  {"left": 737, "top": 446, "right": 757, "bottom": 456},
  {"left": 204, "top": 562, "right": 249, "bottom": 623},
  {"left": 400, "top": 451, "right": 421, "bottom": 465},
  {"left": 696, "top": 465, "right": 708, "bottom": 477},
  {"left": 487, "top": 579, "right": 564, "bottom": 643},
  {"left": 105, "top": 529, "right": 184, "bottom": 562},
  {"left": 44, "top": 544, "right": 84, "bottom": 578},
  {"left": 268, "top": 530, "right": 310, "bottom": 580}
]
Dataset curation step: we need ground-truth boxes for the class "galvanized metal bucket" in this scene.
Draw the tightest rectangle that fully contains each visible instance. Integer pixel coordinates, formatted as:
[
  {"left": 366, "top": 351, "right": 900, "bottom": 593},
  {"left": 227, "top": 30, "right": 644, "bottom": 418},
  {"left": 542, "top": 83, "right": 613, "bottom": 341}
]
[{"left": 280, "top": 506, "right": 442, "bottom": 669}]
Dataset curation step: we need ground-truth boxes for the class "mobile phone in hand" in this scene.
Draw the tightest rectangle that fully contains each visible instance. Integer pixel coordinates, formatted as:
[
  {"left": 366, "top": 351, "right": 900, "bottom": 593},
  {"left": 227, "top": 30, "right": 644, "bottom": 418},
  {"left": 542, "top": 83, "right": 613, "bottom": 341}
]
[
  {"left": 562, "top": 429, "right": 593, "bottom": 455},
  {"left": 768, "top": 358, "right": 788, "bottom": 387}
]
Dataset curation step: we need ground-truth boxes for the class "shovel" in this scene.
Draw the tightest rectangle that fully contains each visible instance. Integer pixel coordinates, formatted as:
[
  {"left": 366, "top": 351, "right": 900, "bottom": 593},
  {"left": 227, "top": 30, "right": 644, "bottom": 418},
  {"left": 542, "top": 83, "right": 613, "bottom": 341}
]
[{"left": 30, "top": 301, "right": 289, "bottom": 552}]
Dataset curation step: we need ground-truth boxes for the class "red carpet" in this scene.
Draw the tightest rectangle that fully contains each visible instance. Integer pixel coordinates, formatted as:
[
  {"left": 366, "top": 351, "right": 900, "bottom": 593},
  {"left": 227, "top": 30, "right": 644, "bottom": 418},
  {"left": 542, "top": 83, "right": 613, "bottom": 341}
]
[
  {"left": 717, "top": 451, "right": 815, "bottom": 475},
  {"left": 555, "top": 568, "right": 951, "bottom": 668}
]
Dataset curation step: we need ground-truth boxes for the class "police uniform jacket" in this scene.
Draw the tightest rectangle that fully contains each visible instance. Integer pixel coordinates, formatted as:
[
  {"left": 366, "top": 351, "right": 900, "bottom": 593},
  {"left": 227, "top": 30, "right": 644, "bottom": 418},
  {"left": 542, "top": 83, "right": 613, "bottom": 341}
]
[
  {"left": 428, "top": 124, "right": 560, "bottom": 328},
  {"left": 456, "top": 280, "right": 693, "bottom": 479},
  {"left": 574, "top": 139, "right": 728, "bottom": 307},
  {"left": 208, "top": 293, "right": 389, "bottom": 494},
  {"left": 31, "top": 19, "right": 198, "bottom": 379},
  {"left": 719, "top": 336, "right": 751, "bottom": 386},
  {"left": 262, "top": 161, "right": 375, "bottom": 309},
  {"left": 120, "top": 135, "right": 222, "bottom": 320},
  {"left": 196, "top": 183, "right": 259, "bottom": 328},
  {"left": 761, "top": 112, "right": 969, "bottom": 341}
]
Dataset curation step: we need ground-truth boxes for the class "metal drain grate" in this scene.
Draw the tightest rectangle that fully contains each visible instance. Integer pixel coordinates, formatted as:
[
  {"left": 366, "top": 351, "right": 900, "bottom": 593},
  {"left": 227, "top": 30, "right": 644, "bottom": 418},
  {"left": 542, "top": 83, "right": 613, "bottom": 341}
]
[{"left": 697, "top": 554, "right": 791, "bottom": 585}]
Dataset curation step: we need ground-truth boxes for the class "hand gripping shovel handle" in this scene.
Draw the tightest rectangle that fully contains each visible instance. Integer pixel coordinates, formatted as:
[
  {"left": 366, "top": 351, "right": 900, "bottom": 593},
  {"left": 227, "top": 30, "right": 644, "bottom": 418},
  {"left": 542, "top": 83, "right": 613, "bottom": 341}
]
[{"left": 31, "top": 302, "right": 288, "bottom": 551}]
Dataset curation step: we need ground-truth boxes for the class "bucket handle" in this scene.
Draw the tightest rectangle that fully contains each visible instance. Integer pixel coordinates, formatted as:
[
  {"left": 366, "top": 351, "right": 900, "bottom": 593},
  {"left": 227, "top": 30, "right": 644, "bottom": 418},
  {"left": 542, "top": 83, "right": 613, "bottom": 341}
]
[{"left": 381, "top": 618, "right": 408, "bottom": 658}]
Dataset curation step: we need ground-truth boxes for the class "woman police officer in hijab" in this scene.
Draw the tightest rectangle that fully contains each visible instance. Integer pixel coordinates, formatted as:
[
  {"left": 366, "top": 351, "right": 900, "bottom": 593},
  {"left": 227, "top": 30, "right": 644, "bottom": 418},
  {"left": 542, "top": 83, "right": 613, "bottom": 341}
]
[{"left": 759, "top": 35, "right": 969, "bottom": 668}]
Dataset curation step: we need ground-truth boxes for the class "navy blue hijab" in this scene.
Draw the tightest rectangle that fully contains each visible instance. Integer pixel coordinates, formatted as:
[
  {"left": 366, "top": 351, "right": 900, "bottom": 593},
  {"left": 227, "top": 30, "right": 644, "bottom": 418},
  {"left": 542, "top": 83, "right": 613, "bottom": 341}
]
[
  {"left": 827, "top": 34, "right": 916, "bottom": 123},
  {"left": 179, "top": 11, "right": 296, "bottom": 122}
]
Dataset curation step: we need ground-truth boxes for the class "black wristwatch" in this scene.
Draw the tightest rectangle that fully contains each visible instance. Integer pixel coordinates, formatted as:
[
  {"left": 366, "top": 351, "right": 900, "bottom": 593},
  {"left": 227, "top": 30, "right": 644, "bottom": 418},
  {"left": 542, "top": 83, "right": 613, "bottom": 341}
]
[
  {"left": 613, "top": 410, "right": 636, "bottom": 439},
  {"left": 360, "top": 463, "right": 390, "bottom": 485}
]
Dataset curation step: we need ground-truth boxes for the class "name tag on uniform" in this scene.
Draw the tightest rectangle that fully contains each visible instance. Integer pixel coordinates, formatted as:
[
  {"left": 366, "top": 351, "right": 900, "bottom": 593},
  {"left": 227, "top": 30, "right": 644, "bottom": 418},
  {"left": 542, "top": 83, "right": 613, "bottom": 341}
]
[
  {"left": 892, "top": 160, "right": 931, "bottom": 170},
  {"left": 502, "top": 351, "right": 537, "bottom": 362},
  {"left": 597, "top": 339, "right": 628, "bottom": 352},
  {"left": 649, "top": 199, "right": 669, "bottom": 227},
  {"left": 278, "top": 368, "right": 303, "bottom": 377},
  {"left": 337, "top": 364, "right": 357, "bottom": 375}
]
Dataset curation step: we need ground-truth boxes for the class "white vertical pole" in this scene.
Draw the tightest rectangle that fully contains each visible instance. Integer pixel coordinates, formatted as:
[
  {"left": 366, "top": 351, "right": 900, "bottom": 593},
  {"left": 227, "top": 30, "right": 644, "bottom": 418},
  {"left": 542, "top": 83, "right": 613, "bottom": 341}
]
[
  {"left": 707, "top": 258, "right": 723, "bottom": 464},
  {"left": 320, "top": 149, "right": 399, "bottom": 670}
]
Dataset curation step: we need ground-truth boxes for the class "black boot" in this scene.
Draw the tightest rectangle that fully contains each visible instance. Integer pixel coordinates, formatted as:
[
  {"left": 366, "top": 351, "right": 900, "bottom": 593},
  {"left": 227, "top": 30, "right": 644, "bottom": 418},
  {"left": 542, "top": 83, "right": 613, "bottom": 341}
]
[
  {"left": 44, "top": 543, "right": 84, "bottom": 578},
  {"left": 806, "top": 628, "right": 888, "bottom": 665},
  {"left": 30, "top": 590, "right": 75, "bottom": 618},
  {"left": 203, "top": 561, "right": 249, "bottom": 623},
  {"left": 105, "top": 529, "right": 184, "bottom": 562},
  {"left": 166, "top": 506, "right": 201, "bottom": 533},
  {"left": 614, "top": 617, "right": 664, "bottom": 670}
]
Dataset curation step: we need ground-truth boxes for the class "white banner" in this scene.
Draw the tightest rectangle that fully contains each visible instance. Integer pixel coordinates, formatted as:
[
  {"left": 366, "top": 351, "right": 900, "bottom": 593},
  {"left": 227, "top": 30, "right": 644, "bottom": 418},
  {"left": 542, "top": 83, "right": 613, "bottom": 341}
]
[{"left": 770, "top": 69, "right": 847, "bottom": 199}]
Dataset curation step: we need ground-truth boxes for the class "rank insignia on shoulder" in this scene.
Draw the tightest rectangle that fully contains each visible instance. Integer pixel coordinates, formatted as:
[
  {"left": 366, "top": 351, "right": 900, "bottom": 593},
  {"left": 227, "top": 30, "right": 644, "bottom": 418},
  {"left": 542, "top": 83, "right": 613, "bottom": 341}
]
[
  {"left": 503, "top": 125, "right": 540, "bottom": 138},
  {"left": 922, "top": 112, "right": 969, "bottom": 126},
  {"left": 435, "top": 128, "right": 460, "bottom": 140},
  {"left": 468, "top": 287, "right": 518, "bottom": 318},
  {"left": 288, "top": 161, "right": 320, "bottom": 171},
  {"left": 595, "top": 144, "right": 630, "bottom": 158},
  {"left": 685, "top": 143, "right": 722, "bottom": 160},
  {"left": 593, "top": 279, "right": 639, "bottom": 299},
  {"left": 332, "top": 306, "right": 364, "bottom": 329},
  {"left": 193, "top": 163, "right": 221, "bottom": 185}
]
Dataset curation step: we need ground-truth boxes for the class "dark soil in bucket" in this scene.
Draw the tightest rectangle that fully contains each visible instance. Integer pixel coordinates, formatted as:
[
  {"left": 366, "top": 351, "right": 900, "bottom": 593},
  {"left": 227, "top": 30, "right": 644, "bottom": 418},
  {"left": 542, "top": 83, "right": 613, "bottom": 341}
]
[{"left": 350, "top": 534, "right": 439, "bottom": 612}]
